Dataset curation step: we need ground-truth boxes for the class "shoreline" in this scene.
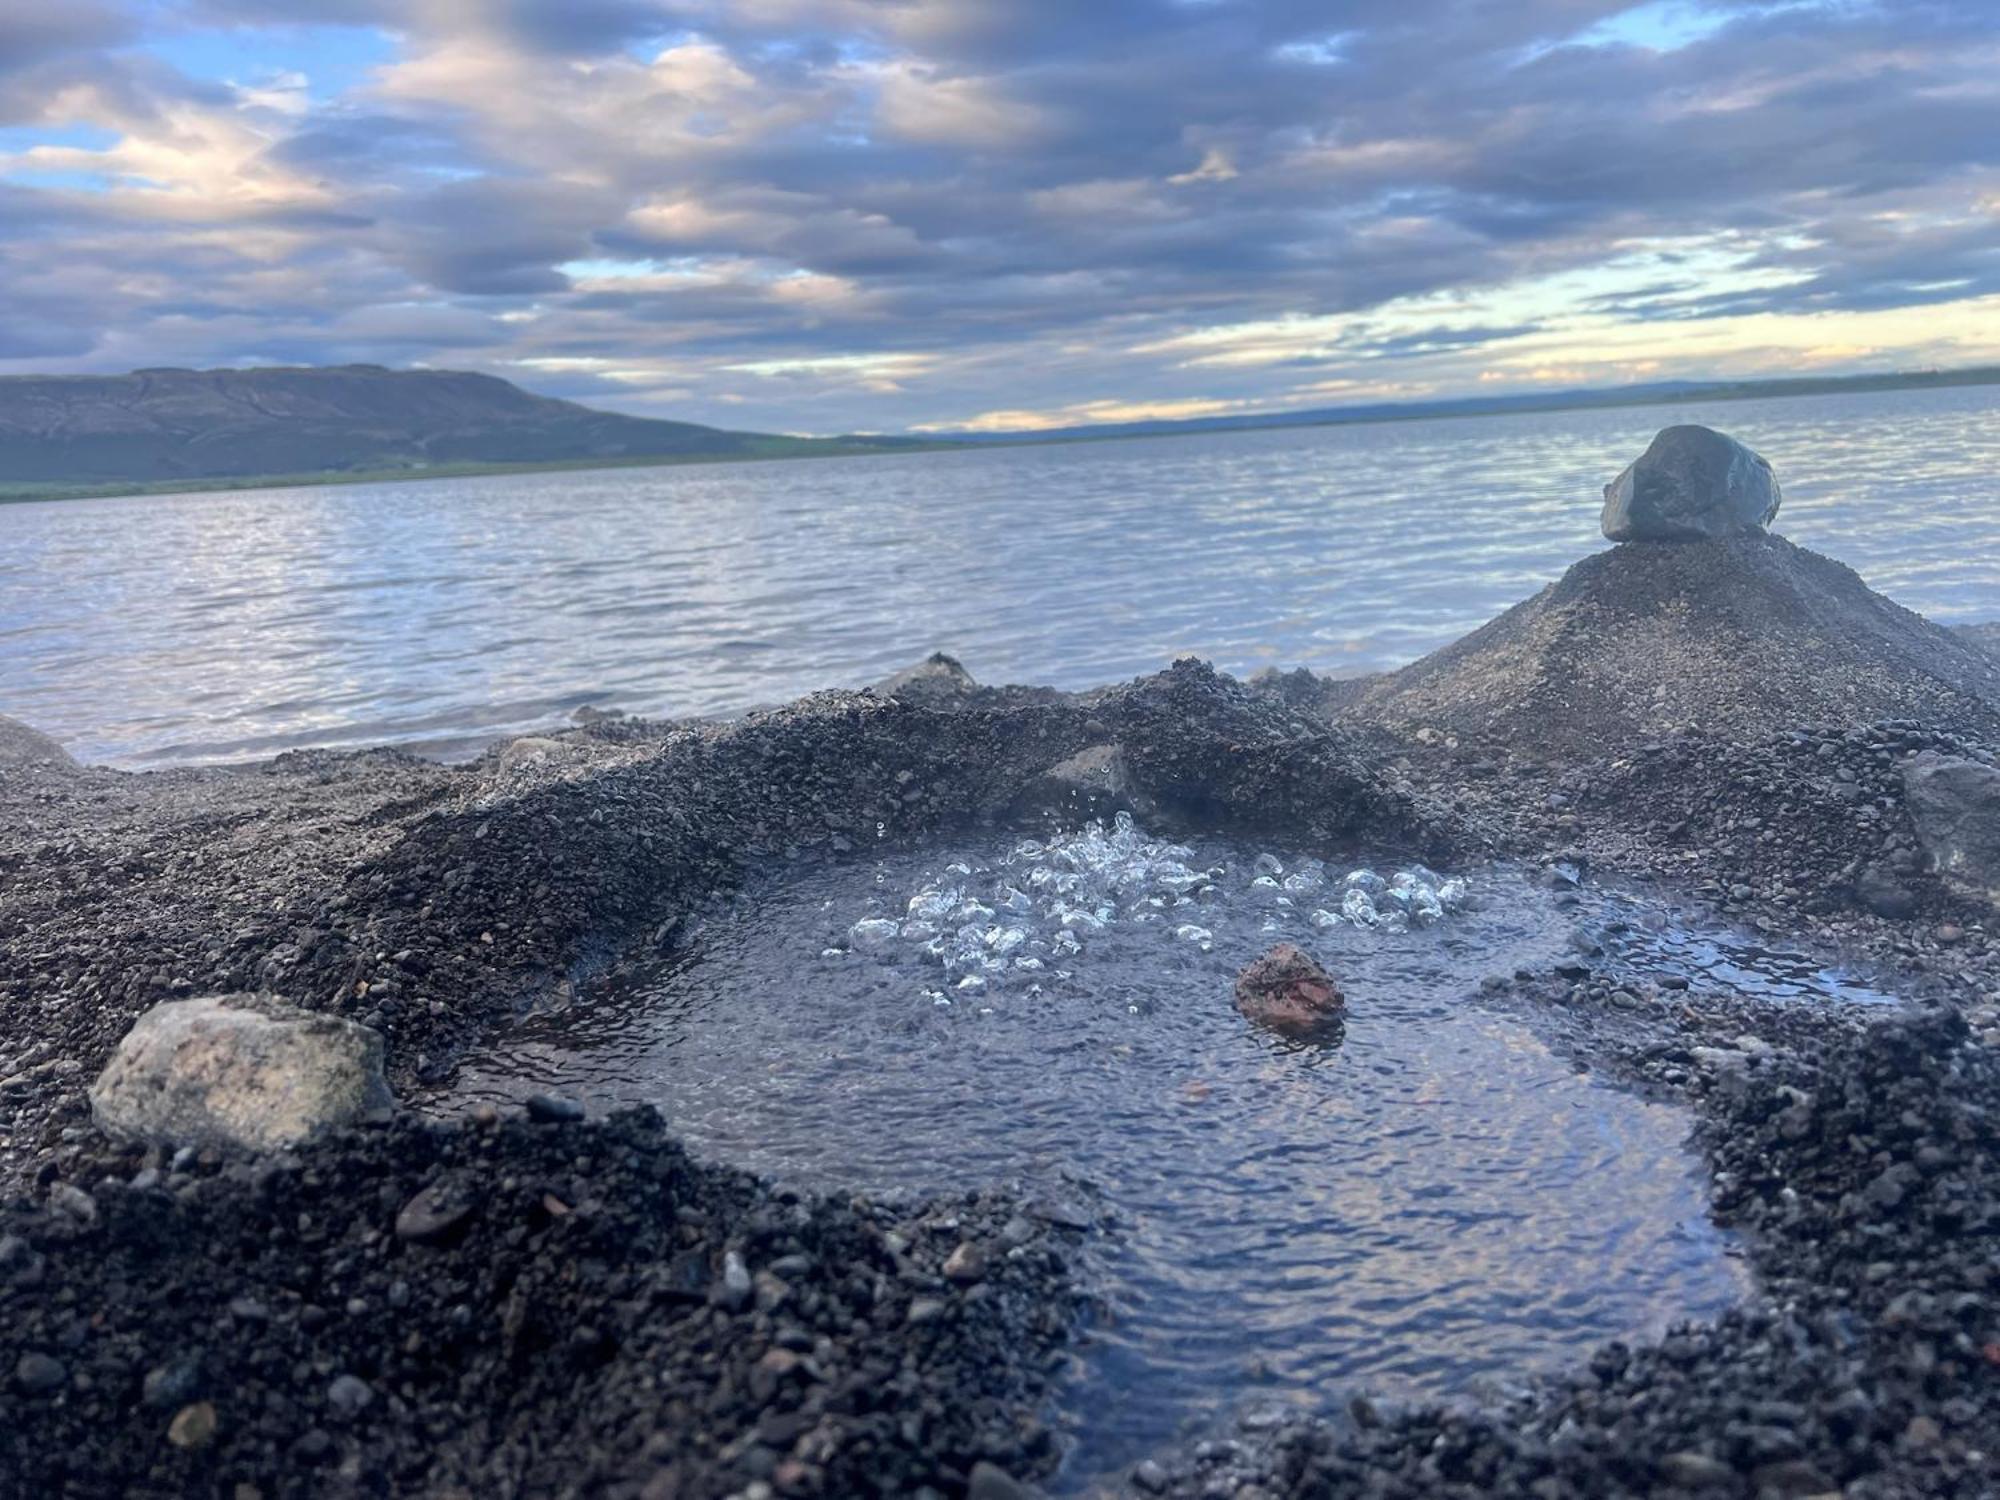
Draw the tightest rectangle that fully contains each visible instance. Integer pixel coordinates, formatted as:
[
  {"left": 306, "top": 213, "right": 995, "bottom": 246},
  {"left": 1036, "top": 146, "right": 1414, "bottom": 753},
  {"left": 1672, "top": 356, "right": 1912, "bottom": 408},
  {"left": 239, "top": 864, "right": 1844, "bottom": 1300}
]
[
  {"left": 5, "top": 366, "right": 1995, "bottom": 509},
  {"left": 3, "top": 537, "right": 1998, "bottom": 1497}
]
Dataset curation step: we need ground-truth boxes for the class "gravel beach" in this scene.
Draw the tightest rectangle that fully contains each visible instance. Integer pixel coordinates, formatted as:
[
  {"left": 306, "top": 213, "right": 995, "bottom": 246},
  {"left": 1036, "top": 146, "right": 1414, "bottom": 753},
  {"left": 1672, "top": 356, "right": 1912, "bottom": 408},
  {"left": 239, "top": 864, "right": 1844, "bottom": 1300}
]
[{"left": 3, "top": 527, "right": 1997, "bottom": 1498}]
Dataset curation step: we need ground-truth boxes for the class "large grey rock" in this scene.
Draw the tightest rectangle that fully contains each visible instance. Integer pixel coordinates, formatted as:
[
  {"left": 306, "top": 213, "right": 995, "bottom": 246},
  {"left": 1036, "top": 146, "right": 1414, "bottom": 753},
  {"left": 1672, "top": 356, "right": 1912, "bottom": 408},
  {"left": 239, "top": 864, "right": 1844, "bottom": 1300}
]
[
  {"left": 1601, "top": 426, "right": 1781, "bottom": 543},
  {"left": 90, "top": 995, "right": 394, "bottom": 1152},
  {"left": 0, "top": 715, "right": 76, "bottom": 773},
  {"left": 1903, "top": 752, "right": 2000, "bottom": 908}
]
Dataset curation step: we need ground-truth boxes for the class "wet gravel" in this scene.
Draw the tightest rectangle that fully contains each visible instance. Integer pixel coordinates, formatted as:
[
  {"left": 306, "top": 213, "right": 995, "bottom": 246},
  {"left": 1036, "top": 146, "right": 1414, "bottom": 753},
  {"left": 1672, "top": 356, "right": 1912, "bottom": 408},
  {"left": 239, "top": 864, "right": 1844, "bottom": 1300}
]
[{"left": 3, "top": 542, "right": 1999, "bottom": 1497}]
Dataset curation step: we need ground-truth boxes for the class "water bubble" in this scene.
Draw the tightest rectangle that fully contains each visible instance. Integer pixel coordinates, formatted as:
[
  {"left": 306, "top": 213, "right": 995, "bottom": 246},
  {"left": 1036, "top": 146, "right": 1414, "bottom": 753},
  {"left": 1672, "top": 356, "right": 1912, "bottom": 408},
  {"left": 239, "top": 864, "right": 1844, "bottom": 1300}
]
[
  {"left": 907, "top": 887, "right": 960, "bottom": 923},
  {"left": 840, "top": 818, "right": 1471, "bottom": 1004},
  {"left": 849, "top": 918, "right": 900, "bottom": 951}
]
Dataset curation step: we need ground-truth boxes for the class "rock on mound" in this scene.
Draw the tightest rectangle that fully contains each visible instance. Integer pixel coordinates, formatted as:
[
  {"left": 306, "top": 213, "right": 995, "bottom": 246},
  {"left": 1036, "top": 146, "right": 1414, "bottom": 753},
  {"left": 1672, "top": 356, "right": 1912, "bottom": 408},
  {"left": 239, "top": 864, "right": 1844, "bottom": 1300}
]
[
  {"left": 1350, "top": 532, "right": 2000, "bottom": 756},
  {"left": 1601, "top": 425, "right": 1779, "bottom": 542},
  {"left": 90, "top": 995, "right": 393, "bottom": 1152}
]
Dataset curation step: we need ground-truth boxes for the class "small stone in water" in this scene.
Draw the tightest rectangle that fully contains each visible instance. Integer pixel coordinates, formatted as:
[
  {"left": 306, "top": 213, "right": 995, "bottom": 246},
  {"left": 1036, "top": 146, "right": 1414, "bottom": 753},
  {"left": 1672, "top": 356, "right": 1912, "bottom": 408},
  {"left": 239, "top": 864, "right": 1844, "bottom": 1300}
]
[
  {"left": 1254, "top": 853, "right": 1284, "bottom": 877},
  {"left": 1174, "top": 924, "right": 1213, "bottom": 948},
  {"left": 1234, "top": 943, "right": 1345, "bottom": 1035}
]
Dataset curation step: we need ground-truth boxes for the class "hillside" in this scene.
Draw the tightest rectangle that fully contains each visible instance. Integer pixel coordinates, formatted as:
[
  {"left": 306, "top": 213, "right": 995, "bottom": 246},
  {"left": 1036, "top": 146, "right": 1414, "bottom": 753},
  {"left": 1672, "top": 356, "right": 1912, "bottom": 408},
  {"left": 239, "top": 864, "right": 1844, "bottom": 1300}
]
[
  {"left": 932, "top": 365, "right": 2000, "bottom": 445},
  {"left": 0, "top": 365, "right": 912, "bottom": 489}
]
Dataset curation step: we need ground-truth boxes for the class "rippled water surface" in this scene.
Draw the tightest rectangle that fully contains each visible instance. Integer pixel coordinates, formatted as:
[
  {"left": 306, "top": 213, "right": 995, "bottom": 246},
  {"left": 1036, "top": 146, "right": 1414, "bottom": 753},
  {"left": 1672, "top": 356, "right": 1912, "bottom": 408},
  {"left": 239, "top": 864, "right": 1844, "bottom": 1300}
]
[
  {"left": 448, "top": 825, "right": 1755, "bottom": 1488},
  {"left": 3, "top": 385, "right": 1994, "bottom": 766}
]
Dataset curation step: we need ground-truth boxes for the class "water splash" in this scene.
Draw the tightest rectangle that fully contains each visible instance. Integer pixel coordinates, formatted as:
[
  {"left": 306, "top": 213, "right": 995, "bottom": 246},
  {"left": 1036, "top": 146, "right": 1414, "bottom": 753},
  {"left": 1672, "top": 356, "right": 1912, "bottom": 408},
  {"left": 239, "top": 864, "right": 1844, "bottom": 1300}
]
[{"left": 842, "top": 813, "right": 1469, "bottom": 999}]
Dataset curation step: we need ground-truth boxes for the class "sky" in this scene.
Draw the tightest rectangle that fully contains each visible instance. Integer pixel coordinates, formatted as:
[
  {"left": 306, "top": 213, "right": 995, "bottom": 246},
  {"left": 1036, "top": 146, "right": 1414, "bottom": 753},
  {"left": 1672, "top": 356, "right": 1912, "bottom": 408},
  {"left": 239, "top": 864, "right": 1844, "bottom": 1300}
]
[{"left": 0, "top": 1, "right": 1995, "bottom": 435}]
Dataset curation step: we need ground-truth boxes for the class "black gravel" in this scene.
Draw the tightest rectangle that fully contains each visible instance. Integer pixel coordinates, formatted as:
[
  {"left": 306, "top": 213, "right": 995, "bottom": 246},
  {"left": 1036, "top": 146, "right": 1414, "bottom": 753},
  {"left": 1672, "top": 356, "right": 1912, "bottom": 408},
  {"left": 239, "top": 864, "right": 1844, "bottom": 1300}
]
[{"left": 1, "top": 1107, "right": 1079, "bottom": 1499}]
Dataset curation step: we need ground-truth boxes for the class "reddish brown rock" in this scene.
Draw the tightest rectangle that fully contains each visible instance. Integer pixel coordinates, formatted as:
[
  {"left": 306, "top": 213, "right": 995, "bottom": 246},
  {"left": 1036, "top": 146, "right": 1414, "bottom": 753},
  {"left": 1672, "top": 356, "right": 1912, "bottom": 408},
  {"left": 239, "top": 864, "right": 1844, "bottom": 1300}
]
[{"left": 1233, "top": 944, "right": 1345, "bottom": 1034}]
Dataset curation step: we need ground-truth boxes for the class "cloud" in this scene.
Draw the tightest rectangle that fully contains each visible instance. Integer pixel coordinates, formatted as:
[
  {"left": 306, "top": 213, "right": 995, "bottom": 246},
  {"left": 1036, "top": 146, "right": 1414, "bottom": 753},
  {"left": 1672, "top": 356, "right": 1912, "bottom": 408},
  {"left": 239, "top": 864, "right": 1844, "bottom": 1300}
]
[{"left": 0, "top": 0, "right": 1993, "bottom": 431}]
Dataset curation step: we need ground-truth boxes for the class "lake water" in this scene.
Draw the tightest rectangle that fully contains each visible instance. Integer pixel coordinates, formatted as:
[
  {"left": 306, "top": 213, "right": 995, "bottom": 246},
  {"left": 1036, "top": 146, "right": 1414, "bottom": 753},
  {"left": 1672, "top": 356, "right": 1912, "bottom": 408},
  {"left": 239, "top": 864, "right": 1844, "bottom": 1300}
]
[{"left": 2, "top": 385, "right": 1995, "bottom": 767}]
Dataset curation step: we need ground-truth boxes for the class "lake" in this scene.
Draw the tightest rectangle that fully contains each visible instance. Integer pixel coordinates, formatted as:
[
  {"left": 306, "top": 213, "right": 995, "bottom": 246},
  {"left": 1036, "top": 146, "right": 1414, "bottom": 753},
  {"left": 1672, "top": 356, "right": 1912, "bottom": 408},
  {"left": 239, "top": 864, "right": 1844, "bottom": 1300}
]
[{"left": 2, "top": 384, "right": 1995, "bottom": 768}]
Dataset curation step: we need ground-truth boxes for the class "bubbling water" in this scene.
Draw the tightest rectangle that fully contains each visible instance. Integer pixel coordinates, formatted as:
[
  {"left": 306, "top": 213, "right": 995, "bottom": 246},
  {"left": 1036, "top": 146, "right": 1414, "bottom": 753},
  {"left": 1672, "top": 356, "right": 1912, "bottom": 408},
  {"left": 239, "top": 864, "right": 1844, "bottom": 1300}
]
[
  {"left": 444, "top": 823, "right": 1779, "bottom": 1490},
  {"left": 841, "top": 812, "right": 1468, "bottom": 1004}
]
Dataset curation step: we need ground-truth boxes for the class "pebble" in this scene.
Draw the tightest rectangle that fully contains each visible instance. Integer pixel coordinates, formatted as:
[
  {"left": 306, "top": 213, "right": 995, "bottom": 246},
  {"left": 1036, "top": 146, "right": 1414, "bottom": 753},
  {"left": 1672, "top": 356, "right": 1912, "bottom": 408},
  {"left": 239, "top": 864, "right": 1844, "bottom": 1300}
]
[
  {"left": 717, "top": 1250, "right": 753, "bottom": 1311},
  {"left": 1658, "top": 1450, "right": 1734, "bottom": 1486},
  {"left": 943, "top": 1242, "right": 988, "bottom": 1284},
  {"left": 525, "top": 1093, "right": 586, "bottom": 1124},
  {"left": 142, "top": 1357, "right": 202, "bottom": 1409},
  {"left": 168, "top": 1401, "right": 218, "bottom": 1449},
  {"left": 15, "top": 1351, "right": 66, "bottom": 1393},
  {"left": 327, "top": 1374, "right": 374, "bottom": 1417},
  {"left": 394, "top": 1178, "right": 479, "bottom": 1243}
]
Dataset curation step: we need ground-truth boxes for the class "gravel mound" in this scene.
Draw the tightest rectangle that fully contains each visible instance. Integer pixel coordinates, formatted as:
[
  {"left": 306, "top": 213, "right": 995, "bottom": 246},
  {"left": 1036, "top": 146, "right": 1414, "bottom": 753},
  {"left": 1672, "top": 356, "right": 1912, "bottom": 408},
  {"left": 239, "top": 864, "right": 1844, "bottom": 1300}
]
[
  {"left": 0, "top": 1108, "right": 1078, "bottom": 1498},
  {"left": 1347, "top": 533, "right": 2000, "bottom": 757}
]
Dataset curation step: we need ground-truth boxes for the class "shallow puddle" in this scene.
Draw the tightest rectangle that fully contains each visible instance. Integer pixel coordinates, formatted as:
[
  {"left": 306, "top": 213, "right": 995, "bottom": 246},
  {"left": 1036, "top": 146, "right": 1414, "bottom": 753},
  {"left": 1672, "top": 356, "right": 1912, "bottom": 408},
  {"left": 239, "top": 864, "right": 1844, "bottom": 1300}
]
[
  {"left": 1589, "top": 886, "right": 1902, "bottom": 1006},
  {"left": 449, "top": 821, "right": 1768, "bottom": 1488}
]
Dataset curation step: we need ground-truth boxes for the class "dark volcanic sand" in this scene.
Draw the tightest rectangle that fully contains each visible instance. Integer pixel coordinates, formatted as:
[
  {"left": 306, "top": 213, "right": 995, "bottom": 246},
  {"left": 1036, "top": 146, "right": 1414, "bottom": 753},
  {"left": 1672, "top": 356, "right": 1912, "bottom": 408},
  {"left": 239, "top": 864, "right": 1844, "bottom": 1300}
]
[{"left": 2, "top": 535, "right": 1999, "bottom": 1498}]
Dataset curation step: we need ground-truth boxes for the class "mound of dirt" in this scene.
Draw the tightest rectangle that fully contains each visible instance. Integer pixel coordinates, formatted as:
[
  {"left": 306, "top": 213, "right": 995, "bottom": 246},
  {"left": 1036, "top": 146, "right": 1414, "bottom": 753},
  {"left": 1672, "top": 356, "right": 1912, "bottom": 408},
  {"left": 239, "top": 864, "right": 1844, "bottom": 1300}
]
[{"left": 1348, "top": 533, "right": 2000, "bottom": 757}]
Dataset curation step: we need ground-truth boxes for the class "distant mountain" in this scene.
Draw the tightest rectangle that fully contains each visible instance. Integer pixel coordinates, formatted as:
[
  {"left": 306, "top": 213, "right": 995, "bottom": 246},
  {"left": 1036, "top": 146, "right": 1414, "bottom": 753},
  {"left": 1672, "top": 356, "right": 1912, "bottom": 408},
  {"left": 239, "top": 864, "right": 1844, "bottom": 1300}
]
[
  {"left": 0, "top": 365, "right": 916, "bottom": 489},
  {"left": 931, "top": 365, "right": 2000, "bottom": 445}
]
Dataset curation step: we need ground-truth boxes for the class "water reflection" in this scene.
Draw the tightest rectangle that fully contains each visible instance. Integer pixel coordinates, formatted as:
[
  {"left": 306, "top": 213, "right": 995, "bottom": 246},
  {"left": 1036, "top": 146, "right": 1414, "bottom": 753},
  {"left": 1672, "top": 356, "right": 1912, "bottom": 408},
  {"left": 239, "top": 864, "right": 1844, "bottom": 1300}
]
[{"left": 0, "top": 384, "right": 1993, "bottom": 765}]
